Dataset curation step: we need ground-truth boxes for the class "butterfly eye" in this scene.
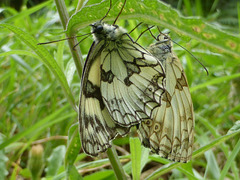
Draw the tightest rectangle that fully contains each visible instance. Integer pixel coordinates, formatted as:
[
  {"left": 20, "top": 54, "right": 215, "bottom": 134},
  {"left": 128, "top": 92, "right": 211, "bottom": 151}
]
[
  {"left": 91, "top": 23, "right": 104, "bottom": 33},
  {"left": 113, "top": 24, "right": 119, "bottom": 29},
  {"left": 95, "top": 25, "right": 104, "bottom": 33}
]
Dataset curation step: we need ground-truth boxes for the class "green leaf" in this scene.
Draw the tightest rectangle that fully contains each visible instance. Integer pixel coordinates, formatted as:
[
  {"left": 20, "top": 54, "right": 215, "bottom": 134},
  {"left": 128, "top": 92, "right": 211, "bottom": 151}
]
[
  {"left": 0, "top": 150, "right": 8, "bottom": 179},
  {"left": 2, "top": 0, "right": 52, "bottom": 23},
  {"left": 0, "top": 49, "right": 36, "bottom": 72},
  {"left": 84, "top": 170, "right": 115, "bottom": 180},
  {"left": 65, "top": 59, "right": 76, "bottom": 86},
  {"left": 140, "top": 146, "right": 150, "bottom": 172},
  {"left": 66, "top": 0, "right": 240, "bottom": 58},
  {"left": 227, "top": 121, "right": 240, "bottom": 134},
  {"left": 130, "top": 137, "right": 142, "bottom": 180},
  {"left": 65, "top": 123, "right": 81, "bottom": 167},
  {"left": 220, "top": 122, "right": 240, "bottom": 180},
  {"left": 204, "top": 150, "right": 220, "bottom": 179},
  {"left": 54, "top": 158, "right": 114, "bottom": 180},
  {"left": 66, "top": 165, "right": 83, "bottom": 180},
  {"left": 18, "top": 168, "right": 31, "bottom": 179},
  {"left": 219, "top": 139, "right": 240, "bottom": 180},
  {"left": 46, "top": 145, "right": 66, "bottom": 177},
  {"left": 65, "top": 123, "right": 82, "bottom": 179},
  {"left": 0, "top": 104, "right": 76, "bottom": 150},
  {"left": 55, "top": 36, "right": 65, "bottom": 71},
  {"left": 178, "top": 162, "right": 198, "bottom": 180},
  {"left": 190, "top": 73, "right": 240, "bottom": 92},
  {"left": 0, "top": 23, "right": 77, "bottom": 111}
]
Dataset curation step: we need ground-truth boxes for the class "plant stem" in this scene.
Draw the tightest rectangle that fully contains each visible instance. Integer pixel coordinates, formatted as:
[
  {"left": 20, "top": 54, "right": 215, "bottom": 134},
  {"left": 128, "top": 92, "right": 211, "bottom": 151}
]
[
  {"left": 107, "top": 146, "right": 128, "bottom": 180},
  {"left": 54, "top": 0, "right": 84, "bottom": 78}
]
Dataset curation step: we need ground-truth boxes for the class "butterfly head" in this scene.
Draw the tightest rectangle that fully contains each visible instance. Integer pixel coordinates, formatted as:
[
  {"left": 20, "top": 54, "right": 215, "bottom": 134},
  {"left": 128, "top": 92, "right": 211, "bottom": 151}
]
[
  {"left": 148, "top": 33, "right": 172, "bottom": 59},
  {"left": 156, "top": 34, "right": 171, "bottom": 44},
  {"left": 91, "top": 21, "right": 127, "bottom": 42}
]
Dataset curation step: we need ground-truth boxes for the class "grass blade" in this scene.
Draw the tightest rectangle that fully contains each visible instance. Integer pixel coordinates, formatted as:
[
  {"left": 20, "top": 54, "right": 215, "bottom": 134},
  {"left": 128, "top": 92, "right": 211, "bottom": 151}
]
[
  {"left": 0, "top": 23, "right": 77, "bottom": 111},
  {"left": 0, "top": 104, "right": 76, "bottom": 150},
  {"left": 130, "top": 137, "right": 141, "bottom": 180}
]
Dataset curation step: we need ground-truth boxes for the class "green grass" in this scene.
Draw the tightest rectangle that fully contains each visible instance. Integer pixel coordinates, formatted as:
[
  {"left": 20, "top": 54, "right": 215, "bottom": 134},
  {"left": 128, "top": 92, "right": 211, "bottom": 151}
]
[{"left": 0, "top": 0, "right": 240, "bottom": 179}]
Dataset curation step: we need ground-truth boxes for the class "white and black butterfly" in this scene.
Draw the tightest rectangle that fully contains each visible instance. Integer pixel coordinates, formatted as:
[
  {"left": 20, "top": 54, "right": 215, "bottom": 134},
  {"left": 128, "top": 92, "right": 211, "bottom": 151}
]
[
  {"left": 138, "top": 33, "right": 194, "bottom": 162},
  {"left": 78, "top": 1, "right": 194, "bottom": 162},
  {"left": 78, "top": 13, "right": 166, "bottom": 156}
]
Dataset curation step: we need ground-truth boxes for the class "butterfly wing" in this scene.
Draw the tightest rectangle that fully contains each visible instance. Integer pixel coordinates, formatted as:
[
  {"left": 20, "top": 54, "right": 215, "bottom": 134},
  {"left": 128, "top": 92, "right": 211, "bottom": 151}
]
[
  {"left": 138, "top": 36, "right": 194, "bottom": 162},
  {"left": 79, "top": 41, "right": 129, "bottom": 156},
  {"left": 100, "top": 38, "right": 165, "bottom": 127},
  {"left": 79, "top": 21, "right": 165, "bottom": 157}
]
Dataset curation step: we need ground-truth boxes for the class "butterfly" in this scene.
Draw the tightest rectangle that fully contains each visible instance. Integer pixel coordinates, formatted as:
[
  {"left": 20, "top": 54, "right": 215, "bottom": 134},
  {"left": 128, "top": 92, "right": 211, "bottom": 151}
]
[
  {"left": 137, "top": 33, "right": 194, "bottom": 162},
  {"left": 78, "top": 20, "right": 166, "bottom": 156}
]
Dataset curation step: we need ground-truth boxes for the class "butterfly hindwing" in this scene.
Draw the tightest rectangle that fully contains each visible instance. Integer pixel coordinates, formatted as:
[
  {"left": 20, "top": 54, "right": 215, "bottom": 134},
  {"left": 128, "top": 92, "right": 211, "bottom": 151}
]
[{"left": 138, "top": 34, "right": 194, "bottom": 162}]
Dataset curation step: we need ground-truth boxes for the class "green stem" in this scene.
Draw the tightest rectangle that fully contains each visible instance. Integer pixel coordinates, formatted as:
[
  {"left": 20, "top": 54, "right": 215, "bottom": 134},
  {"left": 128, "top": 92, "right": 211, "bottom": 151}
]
[
  {"left": 54, "top": 0, "right": 84, "bottom": 78},
  {"left": 238, "top": 2, "right": 240, "bottom": 35},
  {"left": 107, "top": 146, "right": 128, "bottom": 180}
]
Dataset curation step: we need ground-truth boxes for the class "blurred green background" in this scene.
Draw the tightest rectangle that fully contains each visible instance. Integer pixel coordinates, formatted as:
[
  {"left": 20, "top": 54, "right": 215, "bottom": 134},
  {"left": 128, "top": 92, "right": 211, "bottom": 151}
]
[{"left": 0, "top": 0, "right": 240, "bottom": 179}]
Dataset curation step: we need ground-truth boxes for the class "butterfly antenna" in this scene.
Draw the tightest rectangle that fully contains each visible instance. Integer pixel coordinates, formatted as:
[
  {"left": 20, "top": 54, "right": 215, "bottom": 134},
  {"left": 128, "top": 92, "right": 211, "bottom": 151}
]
[
  {"left": 129, "top": 22, "right": 143, "bottom": 34},
  {"left": 100, "top": 0, "right": 112, "bottom": 22},
  {"left": 148, "top": 27, "right": 157, "bottom": 40},
  {"left": 156, "top": 28, "right": 209, "bottom": 75},
  {"left": 113, "top": 0, "right": 127, "bottom": 25},
  {"left": 37, "top": 33, "right": 92, "bottom": 45},
  {"left": 135, "top": 25, "right": 155, "bottom": 43},
  {"left": 171, "top": 38, "right": 209, "bottom": 75},
  {"left": 72, "top": 34, "right": 92, "bottom": 50}
]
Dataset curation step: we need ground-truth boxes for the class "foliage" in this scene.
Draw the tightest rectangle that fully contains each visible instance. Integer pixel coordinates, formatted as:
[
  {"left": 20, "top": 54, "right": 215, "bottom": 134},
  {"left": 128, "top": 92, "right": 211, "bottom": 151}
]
[{"left": 0, "top": 0, "right": 240, "bottom": 179}]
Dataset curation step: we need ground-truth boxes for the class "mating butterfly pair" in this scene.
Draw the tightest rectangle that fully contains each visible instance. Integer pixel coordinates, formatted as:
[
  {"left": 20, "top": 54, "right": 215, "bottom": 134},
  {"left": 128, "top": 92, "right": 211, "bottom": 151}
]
[{"left": 78, "top": 3, "right": 194, "bottom": 163}]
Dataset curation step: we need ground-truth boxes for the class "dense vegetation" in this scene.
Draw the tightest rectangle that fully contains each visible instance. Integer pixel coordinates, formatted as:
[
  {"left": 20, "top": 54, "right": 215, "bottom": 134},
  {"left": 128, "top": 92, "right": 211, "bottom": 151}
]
[{"left": 0, "top": 0, "right": 240, "bottom": 179}]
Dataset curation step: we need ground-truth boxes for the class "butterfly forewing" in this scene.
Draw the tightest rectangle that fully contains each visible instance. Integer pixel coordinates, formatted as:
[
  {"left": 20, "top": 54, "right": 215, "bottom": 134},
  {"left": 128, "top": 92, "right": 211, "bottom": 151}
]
[
  {"left": 100, "top": 38, "right": 165, "bottom": 127},
  {"left": 138, "top": 34, "right": 194, "bottom": 162},
  {"left": 79, "top": 41, "right": 130, "bottom": 156}
]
